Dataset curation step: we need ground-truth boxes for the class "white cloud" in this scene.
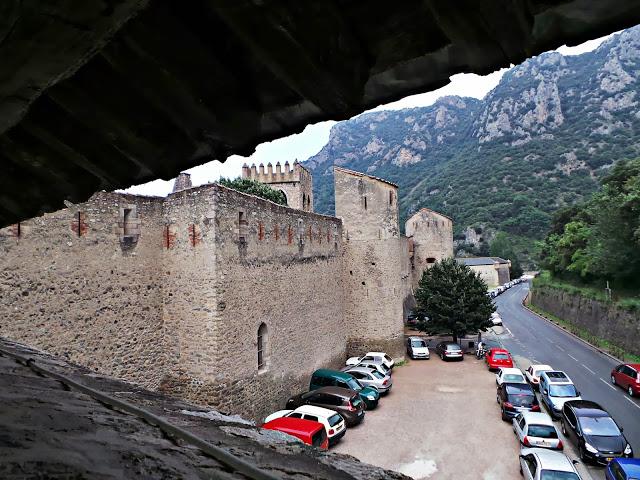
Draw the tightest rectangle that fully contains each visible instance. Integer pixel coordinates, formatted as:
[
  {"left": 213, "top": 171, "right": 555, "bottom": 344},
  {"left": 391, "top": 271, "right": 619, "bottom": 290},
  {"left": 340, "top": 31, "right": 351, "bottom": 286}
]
[{"left": 122, "top": 32, "right": 615, "bottom": 197}]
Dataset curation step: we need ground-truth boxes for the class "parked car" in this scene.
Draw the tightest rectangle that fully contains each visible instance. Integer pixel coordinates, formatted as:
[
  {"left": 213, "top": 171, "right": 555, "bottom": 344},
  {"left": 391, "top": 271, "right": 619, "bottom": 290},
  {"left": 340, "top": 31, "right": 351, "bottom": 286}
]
[
  {"left": 561, "top": 400, "right": 633, "bottom": 465},
  {"left": 611, "top": 363, "right": 640, "bottom": 397},
  {"left": 263, "top": 405, "right": 346, "bottom": 446},
  {"left": 525, "top": 364, "right": 554, "bottom": 390},
  {"left": 497, "top": 382, "right": 540, "bottom": 420},
  {"left": 519, "top": 447, "right": 583, "bottom": 480},
  {"left": 606, "top": 458, "right": 640, "bottom": 480},
  {"left": 490, "top": 312, "right": 503, "bottom": 326},
  {"left": 539, "top": 371, "right": 581, "bottom": 418},
  {"left": 496, "top": 367, "right": 527, "bottom": 386},
  {"left": 310, "top": 369, "right": 379, "bottom": 409},
  {"left": 435, "top": 341, "right": 463, "bottom": 361},
  {"left": 406, "top": 313, "right": 420, "bottom": 328},
  {"left": 346, "top": 352, "right": 394, "bottom": 370},
  {"left": 406, "top": 336, "right": 430, "bottom": 359},
  {"left": 262, "top": 417, "right": 329, "bottom": 449},
  {"left": 486, "top": 348, "right": 514, "bottom": 371},
  {"left": 344, "top": 366, "right": 392, "bottom": 394},
  {"left": 513, "top": 412, "right": 563, "bottom": 450},
  {"left": 286, "top": 387, "right": 365, "bottom": 426},
  {"left": 346, "top": 360, "right": 390, "bottom": 377}
]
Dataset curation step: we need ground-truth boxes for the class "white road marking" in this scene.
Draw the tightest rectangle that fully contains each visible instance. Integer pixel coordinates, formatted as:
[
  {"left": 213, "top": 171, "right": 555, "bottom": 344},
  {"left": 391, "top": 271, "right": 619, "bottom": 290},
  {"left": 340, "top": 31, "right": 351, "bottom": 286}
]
[
  {"left": 568, "top": 354, "right": 578, "bottom": 361},
  {"left": 599, "top": 378, "right": 617, "bottom": 390},
  {"left": 582, "top": 364, "right": 596, "bottom": 375},
  {"left": 554, "top": 344, "right": 563, "bottom": 351},
  {"left": 624, "top": 397, "right": 640, "bottom": 410}
]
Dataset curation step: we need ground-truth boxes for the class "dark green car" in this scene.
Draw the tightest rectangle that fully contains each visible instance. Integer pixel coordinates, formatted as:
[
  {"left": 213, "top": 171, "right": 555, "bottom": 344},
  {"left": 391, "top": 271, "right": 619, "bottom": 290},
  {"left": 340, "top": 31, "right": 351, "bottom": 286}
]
[{"left": 309, "top": 369, "right": 380, "bottom": 409}]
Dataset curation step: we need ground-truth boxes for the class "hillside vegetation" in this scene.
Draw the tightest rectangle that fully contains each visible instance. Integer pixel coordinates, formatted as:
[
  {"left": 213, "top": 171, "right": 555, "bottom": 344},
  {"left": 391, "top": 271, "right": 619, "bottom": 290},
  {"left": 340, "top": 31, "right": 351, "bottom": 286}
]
[{"left": 304, "top": 27, "right": 640, "bottom": 266}]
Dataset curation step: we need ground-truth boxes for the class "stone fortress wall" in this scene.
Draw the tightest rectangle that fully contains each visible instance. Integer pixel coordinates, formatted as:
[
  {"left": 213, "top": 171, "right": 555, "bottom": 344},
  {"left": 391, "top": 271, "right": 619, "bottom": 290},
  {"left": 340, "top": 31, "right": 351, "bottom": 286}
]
[
  {"left": 0, "top": 165, "right": 452, "bottom": 420},
  {"left": 0, "top": 192, "right": 171, "bottom": 388},
  {"left": 334, "top": 167, "right": 412, "bottom": 359},
  {"left": 405, "top": 208, "right": 454, "bottom": 289}
]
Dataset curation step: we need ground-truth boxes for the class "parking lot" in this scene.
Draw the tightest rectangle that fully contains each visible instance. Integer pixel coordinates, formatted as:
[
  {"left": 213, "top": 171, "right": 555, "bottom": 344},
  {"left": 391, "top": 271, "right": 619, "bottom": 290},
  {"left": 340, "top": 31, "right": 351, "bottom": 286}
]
[{"left": 332, "top": 354, "right": 521, "bottom": 479}]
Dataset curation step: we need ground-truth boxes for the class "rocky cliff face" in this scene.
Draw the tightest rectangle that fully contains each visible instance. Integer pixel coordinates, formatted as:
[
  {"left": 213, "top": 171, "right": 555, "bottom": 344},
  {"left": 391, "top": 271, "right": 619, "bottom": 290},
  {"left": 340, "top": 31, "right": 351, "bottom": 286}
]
[{"left": 306, "top": 26, "right": 640, "bottom": 255}]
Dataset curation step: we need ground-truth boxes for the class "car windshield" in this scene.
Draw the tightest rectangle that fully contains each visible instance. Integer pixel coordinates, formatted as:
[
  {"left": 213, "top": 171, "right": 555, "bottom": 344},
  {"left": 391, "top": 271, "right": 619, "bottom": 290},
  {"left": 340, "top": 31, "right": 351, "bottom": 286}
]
[
  {"left": 528, "top": 424, "right": 558, "bottom": 438},
  {"left": 370, "top": 370, "right": 385, "bottom": 380},
  {"left": 446, "top": 345, "right": 460, "bottom": 350},
  {"left": 540, "top": 470, "right": 580, "bottom": 480},
  {"left": 328, "top": 414, "right": 342, "bottom": 427},
  {"left": 504, "top": 374, "right": 525, "bottom": 382},
  {"left": 579, "top": 416, "right": 621, "bottom": 436},
  {"left": 351, "top": 397, "right": 363, "bottom": 408},
  {"left": 346, "top": 378, "right": 362, "bottom": 391},
  {"left": 411, "top": 340, "right": 426, "bottom": 348},
  {"left": 494, "top": 353, "right": 510, "bottom": 360},
  {"left": 549, "top": 384, "right": 578, "bottom": 397}
]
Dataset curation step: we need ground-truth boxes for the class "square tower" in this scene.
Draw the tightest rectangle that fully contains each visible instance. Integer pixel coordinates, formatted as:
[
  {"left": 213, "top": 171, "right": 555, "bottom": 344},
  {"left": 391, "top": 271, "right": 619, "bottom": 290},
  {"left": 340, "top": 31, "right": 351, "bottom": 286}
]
[{"left": 242, "top": 160, "right": 313, "bottom": 212}]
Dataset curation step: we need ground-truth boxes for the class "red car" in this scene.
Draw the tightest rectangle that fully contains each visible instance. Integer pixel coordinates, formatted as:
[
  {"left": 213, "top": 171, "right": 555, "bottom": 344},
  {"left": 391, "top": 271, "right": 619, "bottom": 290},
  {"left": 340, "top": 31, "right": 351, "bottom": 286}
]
[
  {"left": 262, "top": 417, "right": 329, "bottom": 450},
  {"left": 611, "top": 363, "right": 640, "bottom": 397},
  {"left": 486, "top": 348, "right": 514, "bottom": 371}
]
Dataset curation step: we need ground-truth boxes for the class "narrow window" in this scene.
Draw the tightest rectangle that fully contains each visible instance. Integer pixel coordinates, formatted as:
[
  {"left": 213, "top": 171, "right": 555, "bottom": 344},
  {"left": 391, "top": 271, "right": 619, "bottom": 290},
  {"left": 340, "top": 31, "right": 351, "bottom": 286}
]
[
  {"left": 364, "top": 196, "right": 367, "bottom": 210},
  {"left": 123, "top": 208, "right": 133, "bottom": 236},
  {"left": 257, "top": 323, "right": 268, "bottom": 371},
  {"left": 258, "top": 222, "right": 264, "bottom": 241},
  {"left": 238, "top": 211, "right": 247, "bottom": 242},
  {"left": 427, "top": 257, "right": 436, "bottom": 264},
  {"left": 389, "top": 191, "right": 394, "bottom": 205}
]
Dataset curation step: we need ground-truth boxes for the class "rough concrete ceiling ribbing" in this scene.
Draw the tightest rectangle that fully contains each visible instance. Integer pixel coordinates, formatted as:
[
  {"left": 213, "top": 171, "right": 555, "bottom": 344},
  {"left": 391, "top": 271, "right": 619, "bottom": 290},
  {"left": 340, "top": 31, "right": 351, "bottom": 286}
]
[{"left": 2, "top": 0, "right": 640, "bottom": 226}]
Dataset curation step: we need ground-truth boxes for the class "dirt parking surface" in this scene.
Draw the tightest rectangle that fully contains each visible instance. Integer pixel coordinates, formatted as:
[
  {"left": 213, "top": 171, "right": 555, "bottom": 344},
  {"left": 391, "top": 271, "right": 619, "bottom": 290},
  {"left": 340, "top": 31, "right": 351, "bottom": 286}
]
[{"left": 332, "top": 354, "right": 521, "bottom": 479}]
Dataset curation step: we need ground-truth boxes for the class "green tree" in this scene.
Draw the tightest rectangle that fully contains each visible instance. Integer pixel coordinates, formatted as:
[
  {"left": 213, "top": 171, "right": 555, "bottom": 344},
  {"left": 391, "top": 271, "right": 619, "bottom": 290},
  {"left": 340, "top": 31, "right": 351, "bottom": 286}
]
[
  {"left": 415, "top": 258, "right": 495, "bottom": 343},
  {"left": 218, "top": 177, "right": 287, "bottom": 205}
]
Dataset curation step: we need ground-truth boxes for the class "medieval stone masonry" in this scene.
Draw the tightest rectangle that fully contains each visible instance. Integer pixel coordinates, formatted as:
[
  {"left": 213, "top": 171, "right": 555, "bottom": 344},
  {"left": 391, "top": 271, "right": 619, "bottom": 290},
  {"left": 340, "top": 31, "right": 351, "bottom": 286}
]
[{"left": 0, "top": 166, "right": 452, "bottom": 420}]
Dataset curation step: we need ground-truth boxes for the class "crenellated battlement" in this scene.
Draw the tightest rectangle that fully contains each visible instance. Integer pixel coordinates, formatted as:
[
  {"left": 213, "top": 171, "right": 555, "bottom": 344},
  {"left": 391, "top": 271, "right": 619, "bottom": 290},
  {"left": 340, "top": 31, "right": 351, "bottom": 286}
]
[{"left": 242, "top": 160, "right": 314, "bottom": 212}]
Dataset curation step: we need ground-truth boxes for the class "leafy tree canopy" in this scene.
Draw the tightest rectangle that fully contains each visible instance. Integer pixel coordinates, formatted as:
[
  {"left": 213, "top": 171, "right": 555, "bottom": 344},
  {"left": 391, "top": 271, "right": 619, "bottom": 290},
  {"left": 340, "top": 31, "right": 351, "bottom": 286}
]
[
  {"left": 490, "top": 232, "right": 524, "bottom": 278},
  {"left": 218, "top": 177, "right": 287, "bottom": 206},
  {"left": 415, "top": 258, "right": 496, "bottom": 342},
  {"left": 538, "top": 158, "right": 640, "bottom": 287}
]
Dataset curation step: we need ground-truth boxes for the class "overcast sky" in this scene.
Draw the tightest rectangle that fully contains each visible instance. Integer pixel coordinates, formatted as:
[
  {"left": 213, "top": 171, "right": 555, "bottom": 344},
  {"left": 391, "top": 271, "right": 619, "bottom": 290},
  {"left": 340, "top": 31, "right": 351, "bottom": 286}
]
[{"left": 122, "top": 33, "right": 615, "bottom": 196}]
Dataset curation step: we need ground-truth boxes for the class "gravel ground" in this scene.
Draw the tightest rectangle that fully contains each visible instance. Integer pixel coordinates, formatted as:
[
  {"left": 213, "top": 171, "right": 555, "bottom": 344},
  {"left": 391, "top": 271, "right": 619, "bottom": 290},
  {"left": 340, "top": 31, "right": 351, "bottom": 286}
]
[{"left": 332, "top": 351, "right": 521, "bottom": 479}]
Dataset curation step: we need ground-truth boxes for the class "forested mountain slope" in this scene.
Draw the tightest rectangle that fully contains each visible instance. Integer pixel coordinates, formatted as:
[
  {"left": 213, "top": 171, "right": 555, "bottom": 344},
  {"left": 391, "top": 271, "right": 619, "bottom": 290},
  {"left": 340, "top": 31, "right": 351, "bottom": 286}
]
[{"left": 305, "top": 26, "right": 640, "bottom": 261}]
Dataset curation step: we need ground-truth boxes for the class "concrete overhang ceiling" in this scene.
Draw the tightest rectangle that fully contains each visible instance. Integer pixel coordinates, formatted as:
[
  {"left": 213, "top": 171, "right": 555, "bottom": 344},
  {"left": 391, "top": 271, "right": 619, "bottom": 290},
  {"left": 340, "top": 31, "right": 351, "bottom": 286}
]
[{"left": 2, "top": 0, "right": 640, "bottom": 226}]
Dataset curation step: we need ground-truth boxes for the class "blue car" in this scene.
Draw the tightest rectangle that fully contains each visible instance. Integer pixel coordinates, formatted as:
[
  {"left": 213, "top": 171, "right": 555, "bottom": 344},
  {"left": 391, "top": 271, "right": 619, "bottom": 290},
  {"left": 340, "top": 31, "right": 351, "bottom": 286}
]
[{"left": 606, "top": 458, "right": 640, "bottom": 480}]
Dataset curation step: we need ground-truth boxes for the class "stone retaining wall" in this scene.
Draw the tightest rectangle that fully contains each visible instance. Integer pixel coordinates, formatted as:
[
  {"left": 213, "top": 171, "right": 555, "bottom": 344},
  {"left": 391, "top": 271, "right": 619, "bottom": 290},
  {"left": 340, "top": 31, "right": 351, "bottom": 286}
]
[{"left": 530, "top": 285, "right": 640, "bottom": 356}]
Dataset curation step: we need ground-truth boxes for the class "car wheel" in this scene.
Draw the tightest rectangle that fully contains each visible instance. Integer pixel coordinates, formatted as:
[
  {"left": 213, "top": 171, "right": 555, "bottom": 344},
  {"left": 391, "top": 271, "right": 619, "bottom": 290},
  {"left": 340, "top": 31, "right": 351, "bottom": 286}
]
[
  {"left": 629, "top": 386, "right": 634, "bottom": 397},
  {"left": 501, "top": 408, "right": 508, "bottom": 421},
  {"left": 496, "top": 395, "right": 500, "bottom": 404},
  {"left": 579, "top": 445, "right": 587, "bottom": 462},
  {"left": 561, "top": 420, "right": 567, "bottom": 435},
  {"left": 611, "top": 375, "right": 616, "bottom": 385},
  {"left": 440, "top": 354, "right": 444, "bottom": 360}
]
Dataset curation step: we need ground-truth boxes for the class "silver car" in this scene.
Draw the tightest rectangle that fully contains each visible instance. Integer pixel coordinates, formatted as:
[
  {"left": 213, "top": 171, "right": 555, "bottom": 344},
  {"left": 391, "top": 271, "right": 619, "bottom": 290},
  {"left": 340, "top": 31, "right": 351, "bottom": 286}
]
[
  {"left": 345, "top": 366, "right": 392, "bottom": 394},
  {"left": 519, "top": 447, "right": 582, "bottom": 480},
  {"left": 351, "top": 359, "right": 391, "bottom": 376},
  {"left": 513, "top": 412, "right": 563, "bottom": 450}
]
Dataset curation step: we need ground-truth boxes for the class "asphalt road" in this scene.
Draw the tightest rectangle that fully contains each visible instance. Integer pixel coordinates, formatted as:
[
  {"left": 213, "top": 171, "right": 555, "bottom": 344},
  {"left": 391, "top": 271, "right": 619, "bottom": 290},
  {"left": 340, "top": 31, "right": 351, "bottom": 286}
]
[{"left": 492, "top": 282, "right": 640, "bottom": 459}]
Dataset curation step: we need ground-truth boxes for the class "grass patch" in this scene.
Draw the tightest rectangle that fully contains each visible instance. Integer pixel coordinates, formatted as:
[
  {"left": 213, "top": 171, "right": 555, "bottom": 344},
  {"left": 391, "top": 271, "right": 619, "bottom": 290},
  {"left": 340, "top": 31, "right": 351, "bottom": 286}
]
[
  {"left": 533, "top": 271, "right": 640, "bottom": 311},
  {"left": 528, "top": 303, "right": 640, "bottom": 363}
]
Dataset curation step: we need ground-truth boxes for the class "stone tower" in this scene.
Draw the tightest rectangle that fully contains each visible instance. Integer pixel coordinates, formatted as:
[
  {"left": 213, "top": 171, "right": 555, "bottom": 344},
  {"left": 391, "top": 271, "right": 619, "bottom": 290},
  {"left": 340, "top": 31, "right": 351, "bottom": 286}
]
[
  {"left": 405, "top": 208, "right": 454, "bottom": 289},
  {"left": 241, "top": 160, "right": 313, "bottom": 212},
  {"left": 334, "top": 167, "right": 411, "bottom": 360},
  {"left": 172, "top": 172, "right": 192, "bottom": 192}
]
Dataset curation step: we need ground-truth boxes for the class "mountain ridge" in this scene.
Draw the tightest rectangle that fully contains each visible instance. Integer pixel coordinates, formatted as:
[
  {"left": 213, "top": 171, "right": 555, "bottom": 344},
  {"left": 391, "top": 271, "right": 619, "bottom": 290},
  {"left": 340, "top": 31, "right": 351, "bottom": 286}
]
[{"left": 304, "top": 26, "right": 640, "bottom": 262}]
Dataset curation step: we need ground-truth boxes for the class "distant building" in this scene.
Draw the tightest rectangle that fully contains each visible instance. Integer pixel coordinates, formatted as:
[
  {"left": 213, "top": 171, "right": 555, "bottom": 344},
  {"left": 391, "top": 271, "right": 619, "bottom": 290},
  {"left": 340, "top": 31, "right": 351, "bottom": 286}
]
[
  {"left": 241, "top": 160, "right": 313, "bottom": 212},
  {"left": 456, "top": 257, "right": 511, "bottom": 287}
]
